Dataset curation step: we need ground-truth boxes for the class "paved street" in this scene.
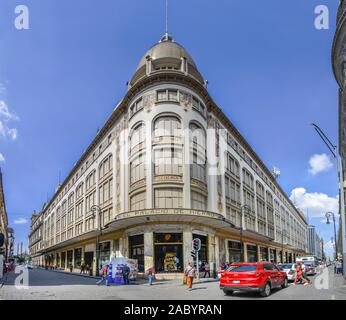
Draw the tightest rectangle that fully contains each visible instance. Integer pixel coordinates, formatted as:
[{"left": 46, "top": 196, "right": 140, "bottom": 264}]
[{"left": 0, "top": 267, "right": 345, "bottom": 300}]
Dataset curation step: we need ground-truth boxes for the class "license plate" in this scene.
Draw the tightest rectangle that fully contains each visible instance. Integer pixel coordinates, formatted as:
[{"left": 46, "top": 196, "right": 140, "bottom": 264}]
[{"left": 232, "top": 280, "right": 240, "bottom": 284}]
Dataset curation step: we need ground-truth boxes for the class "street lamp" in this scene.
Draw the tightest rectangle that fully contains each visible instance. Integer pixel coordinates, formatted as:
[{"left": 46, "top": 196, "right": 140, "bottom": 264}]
[
  {"left": 326, "top": 212, "right": 338, "bottom": 261},
  {"left": 91, "top": 205, "right": 102, "bottom": 277},
  {"left": 311, "top": 123, "right": 346, "bottom": 277},
  {"left": 239, "top": 205, "right": 251, "bottom": 262}
]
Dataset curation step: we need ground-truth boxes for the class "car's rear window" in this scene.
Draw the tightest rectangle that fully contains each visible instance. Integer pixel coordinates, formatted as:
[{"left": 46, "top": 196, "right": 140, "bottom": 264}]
[
  {"left": 227, "top": 265, "right": 257, "bottom": 272},
  {"left": 281, "top": 264, "right": 293, "bottom": 269}
]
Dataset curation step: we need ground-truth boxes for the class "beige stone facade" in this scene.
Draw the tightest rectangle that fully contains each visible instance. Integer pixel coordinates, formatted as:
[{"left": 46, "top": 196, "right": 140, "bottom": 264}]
[{"left": 29, "top": 34, "right": 308, "bottom": 277}]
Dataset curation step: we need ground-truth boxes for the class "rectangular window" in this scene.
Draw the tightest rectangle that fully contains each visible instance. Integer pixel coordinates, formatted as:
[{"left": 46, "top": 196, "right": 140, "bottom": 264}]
[
  {"left": 154, "top": 188, "right": 183, "bottom": 208},
  {"left": 191, "top": 191, "right": 207, "bottom": 210},
  {"left": 130, "top": 192, "right": 147, "bottom": 211},
  {"left": 157, "top": 90, "right": 167, "bottom": 101}
]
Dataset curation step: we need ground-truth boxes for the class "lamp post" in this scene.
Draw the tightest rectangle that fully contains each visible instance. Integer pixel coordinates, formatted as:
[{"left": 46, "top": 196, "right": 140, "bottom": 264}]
[
  {"left": 326, "top": 212, "right": 338, "bottom": 261},
  {"left": 239, "top": 205, "right": 250, "bottom": 262},
  {"left": 311, "top": 123, "right": 346, "bottom": 277},
  {"left": 91, "top": 205, "right": 102, "bottom": 277}
]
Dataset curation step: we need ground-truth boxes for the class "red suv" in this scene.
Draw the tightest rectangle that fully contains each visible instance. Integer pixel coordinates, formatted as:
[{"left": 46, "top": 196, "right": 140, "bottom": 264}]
[{"left": 220, "top": 262, "right": 288, "bottom": 297}]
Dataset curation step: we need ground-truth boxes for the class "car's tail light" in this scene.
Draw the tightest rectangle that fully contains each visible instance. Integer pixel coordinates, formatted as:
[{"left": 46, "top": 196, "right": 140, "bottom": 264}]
[
  {"left": 288, "top": 270, "right": 295, "bottom": 275},
  {"left": 254, "top": 272, "right": 262, "bottom": 278}
]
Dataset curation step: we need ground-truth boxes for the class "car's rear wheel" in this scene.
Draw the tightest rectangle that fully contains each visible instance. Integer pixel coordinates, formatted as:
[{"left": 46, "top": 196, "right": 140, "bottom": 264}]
[
  {"left": 260, "top": 282, "right": 271, "bottom": 297},
  {"left": 281, "top": 278, "right": 288, "bottom": 289},
  {"left": 223, "top": 289, "right": 234, "bottom": 296}
]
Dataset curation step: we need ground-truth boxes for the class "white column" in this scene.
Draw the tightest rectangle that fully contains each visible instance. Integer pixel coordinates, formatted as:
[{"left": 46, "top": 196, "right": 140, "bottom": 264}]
[
  {"left": 144, "top": 232, "right": 154, "bottom": 272},
  {"left": 183, "top": 229, "right": 192, "bottom": 269}
]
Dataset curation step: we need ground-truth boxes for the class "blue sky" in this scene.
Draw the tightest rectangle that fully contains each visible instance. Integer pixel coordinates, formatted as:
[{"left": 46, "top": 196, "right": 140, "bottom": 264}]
[{"left": 0, "top": 0, "right": 340, "bottom": 258}]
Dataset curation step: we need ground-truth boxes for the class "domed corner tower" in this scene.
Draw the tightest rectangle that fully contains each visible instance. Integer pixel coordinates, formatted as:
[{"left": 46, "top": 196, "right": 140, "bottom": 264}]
[
  {"left": 113, "top": 34, "right": 226, "bottom": 280},
  {"left": 128, "top": 33, "right": 205, "bottom": 89}
]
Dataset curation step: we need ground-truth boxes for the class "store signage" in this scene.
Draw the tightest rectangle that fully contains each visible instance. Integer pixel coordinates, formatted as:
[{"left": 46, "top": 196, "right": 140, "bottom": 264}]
[{"left": 118, "top": 209, "right": 221, "bottom": 221}]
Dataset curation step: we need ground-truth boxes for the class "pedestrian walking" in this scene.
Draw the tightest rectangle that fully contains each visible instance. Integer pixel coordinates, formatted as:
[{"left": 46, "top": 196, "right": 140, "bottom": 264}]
[
  {"left": 123, "top": 264, "right": 130, "bottom": 285},
  {"left": 185, "top": 263, "right": 196, "bottom": 291},
  {"left": 292, "top": 263, "right": 309, "bottom": 285},
  {"left": 80, "top": 261, "right": 86, "bottom": 274},
  {"left": 301, "top": 263, "right": 311, "bottom": 284},
  {"left": 337, "top": 259, "right": 343, "bottom": 274},
  {"left": 334, "top": 259, "right": 338, "bottom": 274},
  {"left": 96, "top": 264, "right": 109, "bottom": 286},
  {"left": 203, "top": 262, "right": 211, "bottom": 278},
  {"left": 147, "top": 267, "right": 154, "bottom": 286}
]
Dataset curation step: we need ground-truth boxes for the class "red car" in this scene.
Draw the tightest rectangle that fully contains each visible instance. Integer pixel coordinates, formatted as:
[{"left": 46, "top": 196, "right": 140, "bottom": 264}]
[{"left": 220, "top": 262, "right": 288, "bottom": 297}]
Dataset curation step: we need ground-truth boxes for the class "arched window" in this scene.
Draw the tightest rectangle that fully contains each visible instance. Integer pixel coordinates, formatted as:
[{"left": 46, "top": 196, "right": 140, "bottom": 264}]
[
  {"left": 99, "top": 154, "right": 113, "bottom": 180},
  {"left": 130, "top": 123, "right": 146, "bottom": 185},
  {"left": 130, "top": 123, "right": 145, "bottom": 152},
  {"left": 154, "top": 115, "right": 181, "bottom": 138}
]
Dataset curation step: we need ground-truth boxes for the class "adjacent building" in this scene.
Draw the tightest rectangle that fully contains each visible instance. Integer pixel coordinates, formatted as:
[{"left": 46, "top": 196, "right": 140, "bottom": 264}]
[
  {"left": 29, "top": 33, "right": 308, "bottom": 277},
  {"left": 332, "top": 0, "right": 346, "bottom": 264},
  {"left": 28, "top": 211, "right": 44, "bottom": 267},
  {"left": 307, "top": 225, "right": 322, "bottom": 260},
  {"left": 0, "top": 169, "right": 9, "bottom": 261}
]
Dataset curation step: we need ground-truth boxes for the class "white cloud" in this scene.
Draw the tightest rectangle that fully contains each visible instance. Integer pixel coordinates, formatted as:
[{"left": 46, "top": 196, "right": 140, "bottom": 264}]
[
  {"left": 0, "top": 100, "right": 19, "bottom": 121},
  {"left": 308, "top": 153, "right": 333, "bottom": 175},
  {"left": 0, "top": 153, "right": 5, "bottom": 162},
  {"left": 14, "top": 217, "right": 28, "bottom": 225},
  {"left": 290, "top": 187, "right": 338, "bottom": 218},
  {"left": 0, "top": 121, "right": 17, "bottom": 141}
]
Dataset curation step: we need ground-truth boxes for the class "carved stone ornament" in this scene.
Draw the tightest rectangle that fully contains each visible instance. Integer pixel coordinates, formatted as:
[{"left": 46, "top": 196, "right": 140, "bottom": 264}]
[
  {"left": 143, "top": 94, "right": 155, "bottom": 112},
  {"left": 207, "top": 115, "right": 215, "bottom": 129},
  {"left": 180, "top": 92, "right": 192, "bottom": 111}
]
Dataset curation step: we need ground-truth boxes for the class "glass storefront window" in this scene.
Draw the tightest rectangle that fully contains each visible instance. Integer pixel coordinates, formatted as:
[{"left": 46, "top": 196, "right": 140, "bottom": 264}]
[
  {"left": 228, "top": 241, "right": 241, "bottom": 263},
  {"left": 260, "top": 247, "right": 268, "bottom": 262},
  {"left": 99, "top": 241, "right": 111, "bottom": 266},
  {"left": 74, "top": 248, "right": 82, "bottom": 268},
  {"left": 61, "top": 252, "right": 66, "bottom": 269},
  {"left": 247, "top": 244, "right": 258, "bottom": 262},
  {"left": 67, "top": 250, "right": 73, "bottom": 268},
  {"left": 270, "top": 249, "right": 276, "bottom": 263},
  {"left": 129, "top": 234, "right": 144, "bottom": 272},
  {"left": 154, "top": 233, "right": 183, "bottom": 273}
]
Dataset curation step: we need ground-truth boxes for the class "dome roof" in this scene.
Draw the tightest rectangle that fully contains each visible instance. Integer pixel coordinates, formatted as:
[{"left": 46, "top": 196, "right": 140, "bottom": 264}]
[{"left": 136, "top": 34, "right": 197, "bottom": 71}]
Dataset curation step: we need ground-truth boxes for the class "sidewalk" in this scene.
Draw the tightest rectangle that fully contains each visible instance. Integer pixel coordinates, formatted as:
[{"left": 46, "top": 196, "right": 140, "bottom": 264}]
[{"left": 39, "top": 267, "right": 219, "bottom": 286}]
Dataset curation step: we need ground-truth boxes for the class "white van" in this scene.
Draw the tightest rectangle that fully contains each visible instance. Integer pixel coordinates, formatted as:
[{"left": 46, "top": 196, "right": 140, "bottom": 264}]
[{"left": 296, "top": 256, "right": 319, "bottom": 267}]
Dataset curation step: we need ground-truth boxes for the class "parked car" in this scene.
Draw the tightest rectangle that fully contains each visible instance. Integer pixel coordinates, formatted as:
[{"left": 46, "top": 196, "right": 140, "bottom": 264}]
[
  {"left": 277, "top": 263, "right": 296, "bottom": 281},
  {"left": 219, "top": 262, "right": 288, "bottom": 297}
]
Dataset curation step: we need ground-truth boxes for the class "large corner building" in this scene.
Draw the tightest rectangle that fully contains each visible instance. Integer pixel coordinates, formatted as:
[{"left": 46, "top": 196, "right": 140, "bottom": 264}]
[
  {"left": 332, "top": 0, "right": 346, "bottom": 265},
  {"left": 29, "top": 33, "right": 308, "bottom": 278}
]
